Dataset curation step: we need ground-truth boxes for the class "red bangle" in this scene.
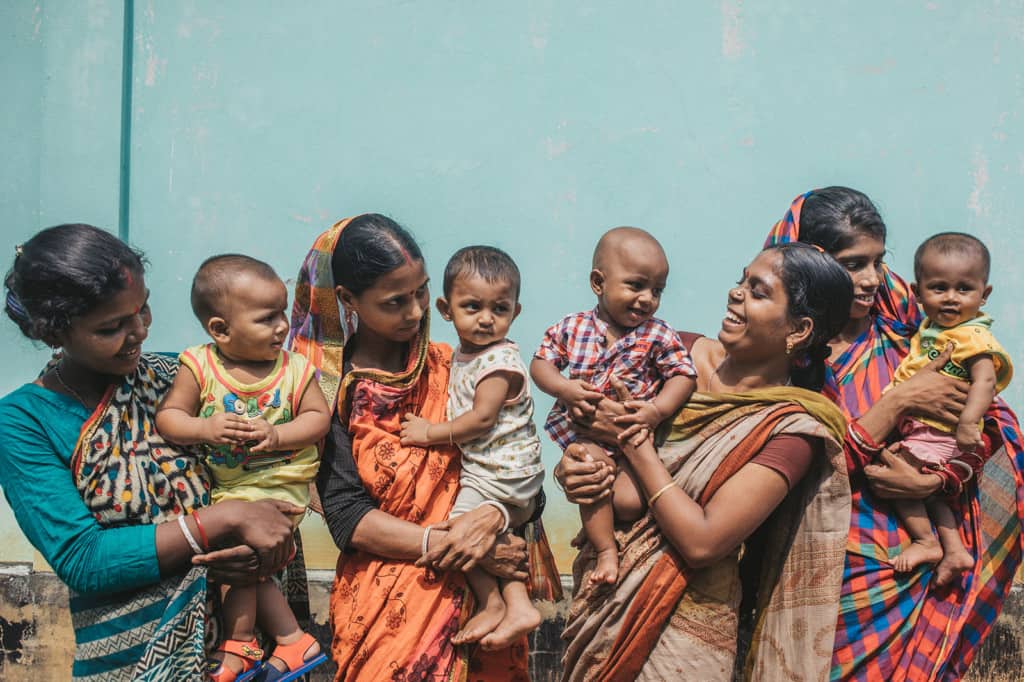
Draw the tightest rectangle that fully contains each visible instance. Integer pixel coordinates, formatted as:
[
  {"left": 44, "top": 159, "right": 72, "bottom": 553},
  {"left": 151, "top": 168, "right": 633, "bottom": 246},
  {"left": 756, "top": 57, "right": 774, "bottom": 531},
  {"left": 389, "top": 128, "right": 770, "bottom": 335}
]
[{"left": 192, "top": 511, "right": 210, "bottom": 552}]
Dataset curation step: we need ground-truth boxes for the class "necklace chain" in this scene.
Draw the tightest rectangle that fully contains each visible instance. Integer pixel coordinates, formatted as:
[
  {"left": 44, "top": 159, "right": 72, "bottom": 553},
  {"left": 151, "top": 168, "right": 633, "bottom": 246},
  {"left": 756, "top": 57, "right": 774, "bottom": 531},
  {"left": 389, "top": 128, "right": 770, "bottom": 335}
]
[{"left": 54, "top": 363, "right": 90, "bottom": 406}]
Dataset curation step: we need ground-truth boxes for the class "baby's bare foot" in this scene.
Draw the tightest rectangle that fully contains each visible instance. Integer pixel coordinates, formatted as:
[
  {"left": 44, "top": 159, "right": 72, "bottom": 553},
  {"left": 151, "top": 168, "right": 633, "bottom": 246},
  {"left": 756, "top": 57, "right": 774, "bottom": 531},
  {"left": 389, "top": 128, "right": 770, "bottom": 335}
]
[
  {"left": 892, "top": 538, "right": 943, "bottom": 573},
  {"left": 480, "top": 602, "right": 542, "bottom": 651},
  {"left": 588, "top": 548, "right": 619, "bottom": 585},
  {"left": 452, "top": 599, "right": 506, "bottom": 646},
  {"left": 933, "top": 548, "right": 974, "bottom": 587}
]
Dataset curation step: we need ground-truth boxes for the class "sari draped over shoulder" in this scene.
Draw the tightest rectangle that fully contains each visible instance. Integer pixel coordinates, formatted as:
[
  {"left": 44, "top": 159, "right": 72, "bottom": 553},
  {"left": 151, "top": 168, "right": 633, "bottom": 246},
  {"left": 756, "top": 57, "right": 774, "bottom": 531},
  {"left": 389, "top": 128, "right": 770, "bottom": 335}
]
[
  {"left": 767, "top": 192, "right": 1024, "bottom": 681},
  {"left": 289, "top": 218, "right": 561, "bottom": 681},
  {"left": 69, "top": 353, "right": 211, "bottom": 682},
  {"left": 562, "top": 389, "right": 850, "bottom": 682}
]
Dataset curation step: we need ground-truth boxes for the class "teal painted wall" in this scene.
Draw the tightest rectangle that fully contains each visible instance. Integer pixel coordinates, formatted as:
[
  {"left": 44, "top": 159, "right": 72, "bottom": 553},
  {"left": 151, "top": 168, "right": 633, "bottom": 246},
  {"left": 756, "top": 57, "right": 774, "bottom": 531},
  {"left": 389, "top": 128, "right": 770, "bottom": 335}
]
[{"left": 2, "top": 0, "right": 1023, "bottom": 569}]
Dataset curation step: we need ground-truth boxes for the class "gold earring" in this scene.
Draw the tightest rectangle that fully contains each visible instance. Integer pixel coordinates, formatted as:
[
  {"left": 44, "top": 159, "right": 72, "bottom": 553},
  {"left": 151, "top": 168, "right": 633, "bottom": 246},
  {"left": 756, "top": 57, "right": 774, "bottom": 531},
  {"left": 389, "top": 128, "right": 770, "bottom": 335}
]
[{"left": 785, "top": 341, "right": 793, "bottom": 356}]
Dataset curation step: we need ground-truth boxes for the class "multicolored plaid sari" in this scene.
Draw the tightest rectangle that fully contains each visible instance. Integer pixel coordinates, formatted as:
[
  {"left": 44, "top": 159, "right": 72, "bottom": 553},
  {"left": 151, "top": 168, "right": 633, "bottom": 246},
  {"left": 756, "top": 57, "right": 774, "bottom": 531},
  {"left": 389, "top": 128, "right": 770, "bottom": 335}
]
[
  {"left": 289, "top": 218, "right": 562, "bottom": 680},
  {"left": 766, "top": 191, "right": 1024, "bottom": 681},
  {"left": 69, "top": 353, "right": 211, "bottom": 681}
]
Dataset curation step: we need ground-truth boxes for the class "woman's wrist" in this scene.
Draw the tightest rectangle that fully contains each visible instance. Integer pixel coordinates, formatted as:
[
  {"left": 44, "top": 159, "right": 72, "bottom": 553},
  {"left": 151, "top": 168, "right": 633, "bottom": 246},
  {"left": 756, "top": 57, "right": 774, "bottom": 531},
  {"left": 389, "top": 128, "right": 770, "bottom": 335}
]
[
  {"left": 884, "top": 383, "right": 910, "bottom": 416},
  {"left": 203, "top": 500, "right": 243, "bottom": 543},
  {"left": 623, "top": 439, "right": 660, "bottom": 468}
]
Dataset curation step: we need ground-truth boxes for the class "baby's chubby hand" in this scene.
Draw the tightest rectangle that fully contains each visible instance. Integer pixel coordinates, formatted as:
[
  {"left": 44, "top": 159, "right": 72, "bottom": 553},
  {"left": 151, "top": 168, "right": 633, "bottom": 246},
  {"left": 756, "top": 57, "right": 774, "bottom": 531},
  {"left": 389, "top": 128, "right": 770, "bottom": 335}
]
[
  {"left": 614, "top": 400, "right": 663, "bottom": 447},
  {"left": 248, "top": 418, "right": 280, "bottom": 452},
  {"left": 400, "top": 413, "right": 434, "bottom": 446},
  {"left": 559, "top": 379, "right": 604, "bottom": 421},
  {"left": 199, "top": 412, "right": 253, "bottom": 445},
  {"left": 955, "top": 422, "right": 983, "bottom": 454}
]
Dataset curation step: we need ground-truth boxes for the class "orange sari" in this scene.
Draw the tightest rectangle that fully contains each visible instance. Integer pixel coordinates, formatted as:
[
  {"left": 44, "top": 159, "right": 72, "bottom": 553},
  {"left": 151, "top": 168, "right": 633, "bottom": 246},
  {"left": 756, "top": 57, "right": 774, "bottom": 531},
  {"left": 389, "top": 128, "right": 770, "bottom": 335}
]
[{"left": 290, "top": 218, "right": 547, "bottom": 681}]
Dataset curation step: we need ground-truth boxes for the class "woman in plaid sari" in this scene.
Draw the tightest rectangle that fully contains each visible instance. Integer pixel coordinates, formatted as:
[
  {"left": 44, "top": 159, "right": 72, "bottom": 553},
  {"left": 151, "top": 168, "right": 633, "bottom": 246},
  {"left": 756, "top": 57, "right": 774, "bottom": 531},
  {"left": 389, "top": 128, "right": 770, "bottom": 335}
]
[{"left": 765, "top": 187, "right": 1024, "bottom": 681}]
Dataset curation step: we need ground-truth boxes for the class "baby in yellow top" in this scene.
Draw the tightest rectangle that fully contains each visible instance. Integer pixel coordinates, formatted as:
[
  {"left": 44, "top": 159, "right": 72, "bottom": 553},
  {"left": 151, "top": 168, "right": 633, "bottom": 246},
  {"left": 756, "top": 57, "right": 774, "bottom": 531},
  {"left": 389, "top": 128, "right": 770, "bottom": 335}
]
[
  {"left": 889, "top": 233, "right": 1012, "bottom": 580},
  {"left": 157, "top": 254, "right": 330, "bottom": 681}
]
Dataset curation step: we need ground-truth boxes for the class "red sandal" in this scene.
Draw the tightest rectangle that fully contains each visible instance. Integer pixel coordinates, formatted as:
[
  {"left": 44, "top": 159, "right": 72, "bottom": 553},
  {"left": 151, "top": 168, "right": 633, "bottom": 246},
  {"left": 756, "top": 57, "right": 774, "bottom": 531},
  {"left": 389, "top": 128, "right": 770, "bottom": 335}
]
[
  {"left": 255, "top": 632, "right": 327, "bottom": 681},
  {"left": 207, "top": 637, "right": 265, "bottom": 682}
]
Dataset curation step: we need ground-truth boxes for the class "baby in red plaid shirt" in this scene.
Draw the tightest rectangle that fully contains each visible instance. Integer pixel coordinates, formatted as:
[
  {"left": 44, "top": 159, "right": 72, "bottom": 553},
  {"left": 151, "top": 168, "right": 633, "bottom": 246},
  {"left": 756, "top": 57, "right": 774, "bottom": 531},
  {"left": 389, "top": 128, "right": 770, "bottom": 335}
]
[{"left": 531, "top": 227, "right": 697, "bottom": 584}]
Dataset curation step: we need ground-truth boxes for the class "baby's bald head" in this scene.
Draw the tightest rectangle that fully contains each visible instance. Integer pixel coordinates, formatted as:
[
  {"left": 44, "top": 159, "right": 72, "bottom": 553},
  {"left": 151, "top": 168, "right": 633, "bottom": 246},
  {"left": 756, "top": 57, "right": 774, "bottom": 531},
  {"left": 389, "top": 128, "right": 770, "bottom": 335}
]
[{"left": 592, "top": 227, "right": 667, "bottom": 271}]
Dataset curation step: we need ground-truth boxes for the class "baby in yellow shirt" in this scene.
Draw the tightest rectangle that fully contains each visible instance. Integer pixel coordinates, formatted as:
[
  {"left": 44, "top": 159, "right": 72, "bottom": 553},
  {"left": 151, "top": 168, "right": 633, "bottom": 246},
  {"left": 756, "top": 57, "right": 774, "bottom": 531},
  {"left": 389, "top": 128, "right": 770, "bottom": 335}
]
[
  {"left": 889, "top": 233, "right": 1012, "bottom": 580},
  {"left": 157, "top": 255, "right": 330, "bottom": 682}
]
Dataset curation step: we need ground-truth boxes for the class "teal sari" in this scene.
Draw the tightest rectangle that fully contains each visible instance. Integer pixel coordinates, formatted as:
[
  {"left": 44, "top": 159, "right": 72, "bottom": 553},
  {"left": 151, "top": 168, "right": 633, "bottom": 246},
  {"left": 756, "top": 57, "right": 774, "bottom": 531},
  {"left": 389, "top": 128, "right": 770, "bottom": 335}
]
[{"left": 68, "top": 353, "right": 210, "bottom": 681}]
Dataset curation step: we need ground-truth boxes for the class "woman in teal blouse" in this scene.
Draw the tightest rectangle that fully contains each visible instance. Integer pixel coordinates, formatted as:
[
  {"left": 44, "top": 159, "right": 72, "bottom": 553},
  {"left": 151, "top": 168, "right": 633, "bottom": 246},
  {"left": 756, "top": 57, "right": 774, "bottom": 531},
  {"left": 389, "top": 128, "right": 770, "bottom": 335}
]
[{"left": 0, "top": 224, "right": 299, "bottom": 681}]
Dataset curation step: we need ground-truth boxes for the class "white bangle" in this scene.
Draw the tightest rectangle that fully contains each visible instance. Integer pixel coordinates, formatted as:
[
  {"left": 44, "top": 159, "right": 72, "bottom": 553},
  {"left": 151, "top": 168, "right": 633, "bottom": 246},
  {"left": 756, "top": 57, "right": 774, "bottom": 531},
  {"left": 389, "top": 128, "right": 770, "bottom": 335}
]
[
  {"left": 178, "top": 515, "right": 202, "bottom": 555},
  {"left": 948, "top": 459, "right": 975, "bottom": 483},
  {"left": 475, "top": 500, "right": 511, "bottom": 534},
  {"left": 421, "top": 524, "right": 434, "bottom": 556}
]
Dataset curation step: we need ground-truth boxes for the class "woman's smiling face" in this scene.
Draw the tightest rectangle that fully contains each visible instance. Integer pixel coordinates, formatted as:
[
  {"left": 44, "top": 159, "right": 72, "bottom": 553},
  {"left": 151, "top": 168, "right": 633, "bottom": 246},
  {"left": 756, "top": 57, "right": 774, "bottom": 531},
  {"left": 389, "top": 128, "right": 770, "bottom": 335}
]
[
  {"left": 718, "top": 250, "right": 793, "bottom": 362},
  {"left": 830, "top": 233, "right": 886, "bottom": 320},
  {"left": 56, "top": 272, "right": 151, "bottom": 378}
]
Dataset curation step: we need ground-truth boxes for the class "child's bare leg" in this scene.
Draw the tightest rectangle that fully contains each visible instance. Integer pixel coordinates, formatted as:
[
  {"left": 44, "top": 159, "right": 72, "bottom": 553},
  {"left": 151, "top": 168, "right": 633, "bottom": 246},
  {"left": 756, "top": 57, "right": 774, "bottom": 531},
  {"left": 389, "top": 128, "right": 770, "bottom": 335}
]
[
  {"left": 255, "top": 581, "right": 321, "bottom": 672},
  {"left": 930, "top": 499, "right": 974, "bottom": 587},
  {"left": 479, "top": 579, "right": 542, "bottom": 651},
  {"left": 612, "top": 459, "right": 646, "bottom": 522},
  {"left": 892, "top": 499, "right": 943, "bottom": 573},
  {"left": 210, "top": 583, "right": 259, "bottom": 674},
  {"left": 451, "top": 567, "right": 506, "bottom": 646},
  {"left": 577, "top": 442, "right": 619, "bottom": 585}
]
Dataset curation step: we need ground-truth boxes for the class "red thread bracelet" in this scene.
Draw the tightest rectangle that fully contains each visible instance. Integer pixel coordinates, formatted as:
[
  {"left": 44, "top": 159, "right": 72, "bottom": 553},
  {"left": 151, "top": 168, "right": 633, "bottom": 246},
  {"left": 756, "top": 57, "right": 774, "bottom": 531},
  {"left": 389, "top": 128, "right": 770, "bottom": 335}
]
[{"left": 192, "top": 511, "right": 210, "bottom": 552}]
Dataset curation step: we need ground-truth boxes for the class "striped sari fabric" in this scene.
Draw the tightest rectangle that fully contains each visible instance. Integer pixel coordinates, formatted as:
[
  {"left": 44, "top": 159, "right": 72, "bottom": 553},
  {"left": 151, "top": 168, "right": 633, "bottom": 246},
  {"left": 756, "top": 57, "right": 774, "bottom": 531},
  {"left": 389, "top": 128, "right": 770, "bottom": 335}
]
[
  {"left": 767, "top": 192, "right": 1024, "bottom": 681},
  {"left": 70, "top": 353, "right": 211, "bottom": 681}
]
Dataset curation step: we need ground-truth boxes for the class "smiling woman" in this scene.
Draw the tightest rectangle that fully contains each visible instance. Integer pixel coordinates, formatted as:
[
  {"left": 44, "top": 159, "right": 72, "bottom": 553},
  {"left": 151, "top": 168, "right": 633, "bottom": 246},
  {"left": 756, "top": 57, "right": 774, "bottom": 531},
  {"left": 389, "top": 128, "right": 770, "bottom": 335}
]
[
  {"left": 765, "top": 188, "right": 1024, "bottom": 681},
  {"left": 0, "top": 224, "right": 298, "bottom": 681},
  {"left": 555, "top": 242, "right": 854, "bottom": 681}
]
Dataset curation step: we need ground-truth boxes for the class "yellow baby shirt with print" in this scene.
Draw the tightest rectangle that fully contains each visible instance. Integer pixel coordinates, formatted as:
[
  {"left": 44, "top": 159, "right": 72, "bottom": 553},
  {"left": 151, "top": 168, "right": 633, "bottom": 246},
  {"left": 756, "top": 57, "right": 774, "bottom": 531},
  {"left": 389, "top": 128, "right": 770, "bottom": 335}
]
[
  {"left": 892, "top": 314, "right": 1013, "bottom": 432},
  {"left": 179, "top": 343, "right": 320, "bottom": 513}
]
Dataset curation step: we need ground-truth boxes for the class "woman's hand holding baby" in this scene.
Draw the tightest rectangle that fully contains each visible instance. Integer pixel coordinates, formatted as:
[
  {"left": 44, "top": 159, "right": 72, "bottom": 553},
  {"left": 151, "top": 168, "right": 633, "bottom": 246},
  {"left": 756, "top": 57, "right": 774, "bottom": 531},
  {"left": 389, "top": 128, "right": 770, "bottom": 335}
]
[
  {"left": 190, "top": 499, "right": 304, "bottom": 579},
  {"left": 416, "top": 504, "right": 504, "bottom": 572},
  {"left": 864, "top": 446, "right": 942, "bottom": 500},
  {"left": 893, "top": 343, "right": 969, "bottom": 425},
  {"left": 554, "top": 444, "right": 615, "bottom": 504}
]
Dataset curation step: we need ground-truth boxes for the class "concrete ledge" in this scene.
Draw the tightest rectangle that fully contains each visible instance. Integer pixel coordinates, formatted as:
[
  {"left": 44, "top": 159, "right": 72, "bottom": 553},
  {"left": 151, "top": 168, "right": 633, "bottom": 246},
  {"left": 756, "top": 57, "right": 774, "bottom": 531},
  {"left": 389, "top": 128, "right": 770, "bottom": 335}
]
[{"left": 1, "top": 565, "right": 1016, "bottom": 680}]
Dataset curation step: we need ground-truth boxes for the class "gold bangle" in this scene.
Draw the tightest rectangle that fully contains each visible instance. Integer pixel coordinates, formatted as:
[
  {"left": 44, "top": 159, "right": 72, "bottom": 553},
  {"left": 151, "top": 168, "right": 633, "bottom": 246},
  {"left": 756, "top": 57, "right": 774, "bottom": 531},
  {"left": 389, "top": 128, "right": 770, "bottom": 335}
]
[
  {"left": 449, "top": 423, "right": 454, "bottom": 446},
  {"left": 647, "top": 481, "right": 676, "bottom": 507}
]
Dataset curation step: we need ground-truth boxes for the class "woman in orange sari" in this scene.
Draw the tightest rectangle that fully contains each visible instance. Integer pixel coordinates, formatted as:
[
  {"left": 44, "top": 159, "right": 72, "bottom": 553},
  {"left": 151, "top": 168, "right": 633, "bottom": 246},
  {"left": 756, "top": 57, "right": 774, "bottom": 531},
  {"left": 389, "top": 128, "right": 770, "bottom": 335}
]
[{"left": 289, "top": 214, "right": 559, "bottom": 680}]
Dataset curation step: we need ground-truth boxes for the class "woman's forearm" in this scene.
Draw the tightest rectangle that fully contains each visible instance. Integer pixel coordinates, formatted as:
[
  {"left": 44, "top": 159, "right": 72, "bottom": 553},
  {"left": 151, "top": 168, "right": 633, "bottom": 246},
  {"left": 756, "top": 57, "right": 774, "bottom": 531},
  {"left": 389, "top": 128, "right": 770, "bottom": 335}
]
[
  {"left": 853, "top": 387, "right": 905, "bottom": 444},
  {"left": 348, "top": 509, "right": 432, "bottom": 560},
  {"left": 154, "top": 501, "right": 241, "bottom": 575},
  {"left": 623, "top": 443, "right": 719, "bottom": 565},
  {"left": 623, "top": 441, "right": 789, "bottom": 568}
]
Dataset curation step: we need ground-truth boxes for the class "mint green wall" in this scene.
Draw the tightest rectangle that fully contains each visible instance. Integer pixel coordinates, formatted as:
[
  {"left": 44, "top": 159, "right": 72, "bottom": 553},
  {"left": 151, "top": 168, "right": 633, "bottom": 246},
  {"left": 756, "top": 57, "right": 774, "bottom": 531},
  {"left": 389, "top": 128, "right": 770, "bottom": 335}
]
[{"left": 3, "top": 1, "right": 1023, "bottom": 567}]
